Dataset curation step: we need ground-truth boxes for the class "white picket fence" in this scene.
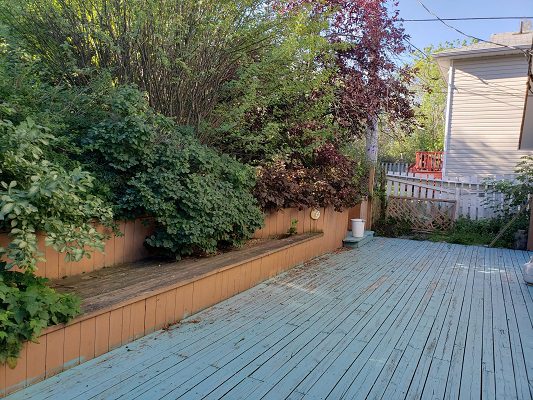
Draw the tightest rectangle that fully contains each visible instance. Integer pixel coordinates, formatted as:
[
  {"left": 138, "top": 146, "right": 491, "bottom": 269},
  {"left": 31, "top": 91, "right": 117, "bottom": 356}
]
[
  {"left": 381, "top": 162, "right": 410, "bottom": 175},
  {"left": 384, "top": 171, "right": 516, "bottom": 220}
]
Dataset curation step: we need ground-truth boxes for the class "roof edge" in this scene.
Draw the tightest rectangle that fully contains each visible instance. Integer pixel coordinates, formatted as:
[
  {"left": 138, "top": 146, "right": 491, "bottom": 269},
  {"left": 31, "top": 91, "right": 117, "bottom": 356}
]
[{"left": 433, "top": 44, "right": 530, "bottom": 60}]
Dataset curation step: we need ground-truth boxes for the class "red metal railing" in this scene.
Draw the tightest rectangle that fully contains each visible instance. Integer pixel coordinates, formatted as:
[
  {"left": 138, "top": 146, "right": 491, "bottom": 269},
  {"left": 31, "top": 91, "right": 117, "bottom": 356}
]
[{"left": 409, "top": 151, "right": 443, "bottom": 175}]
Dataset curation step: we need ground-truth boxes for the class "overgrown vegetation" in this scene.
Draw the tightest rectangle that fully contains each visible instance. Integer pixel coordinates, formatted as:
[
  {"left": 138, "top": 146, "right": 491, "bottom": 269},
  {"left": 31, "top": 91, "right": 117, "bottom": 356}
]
[
  {"left": 0, "top": 272, "right": 80, "bottom": 368},
  {"left": 485, "top": 155, "right": 533, "bottom": 212},
  {"left": 0, "top": 0, "right": 415, "bottom": 365},
  {"left": 81, "top": 85, "right": 264, "bottom": 256},
  {"left": 0, "top": 119, "right": 106, "bottom": 365},
  {"left": 0, "top": 119, "right": 113, "bottom": 272},
  {"left": 375, "top": 157, "right": 532, "bottom": 249},
  {"left": 374, "top": 215, "right": 529, "bottom": 249},
  {"left": 255, "top": 143, "right": 366, "bottom": 211},
  {"left": 428, "top": 216, "right": 530, "bottom": 248},
  {"left": 1, "top": 0, "right": 274, "bottom": 126},
  {"left": 378, "top": 42, "right": 466, "bottom": 163}
]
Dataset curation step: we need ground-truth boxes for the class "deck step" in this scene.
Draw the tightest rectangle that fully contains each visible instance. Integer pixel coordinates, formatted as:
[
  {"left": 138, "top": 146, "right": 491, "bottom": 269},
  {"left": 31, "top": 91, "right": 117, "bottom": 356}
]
[{"left": 343, "top": 231, "right": 374, "bottom": 249}]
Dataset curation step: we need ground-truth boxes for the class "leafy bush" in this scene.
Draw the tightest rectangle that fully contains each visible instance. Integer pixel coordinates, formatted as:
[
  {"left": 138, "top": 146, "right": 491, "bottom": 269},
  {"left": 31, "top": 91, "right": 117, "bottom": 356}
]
[
  {"left": 132, "top": 137, "right": 264, "bottom": 256},
  {"left": 254, "top": 143, "right": 363, "bottom": 211},
  {"left": 429, "top": 216, "right": 530, "bottom": 248},
  {"left": 485, "top": 155, "right": 533, "bottom": 214},
  {"left": 373, "top": 217, "right": 413, "bottom": 238},
  {"left": 0, "top": 271, "right": 80, "bottom": 367},
  {"left": 2, "top": 0, "right": 274, "bottom": 125},
  {"left": 207, "top": 11, "right": 336, "bottom": 164},
  {"left": 0, "top": 119, "right": 113, "bottom": 272},
  {"left": 375, "top": 215, "right": 529, "bottom": 249},
  {"left": 84, "top": 87, "right": 263, "bottom": 257}
]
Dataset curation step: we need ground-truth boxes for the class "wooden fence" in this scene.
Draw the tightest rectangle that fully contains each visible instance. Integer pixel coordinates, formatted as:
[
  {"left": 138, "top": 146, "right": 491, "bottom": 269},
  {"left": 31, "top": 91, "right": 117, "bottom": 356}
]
[
  {"left": 0, "top": 218, "right": 155, "bottom": 279},
  {"left": 381, "top": 162, "right": 410, "bottom": 175},
  {"left": 383, "top": 171, "right": 516, "bottom": 220}
]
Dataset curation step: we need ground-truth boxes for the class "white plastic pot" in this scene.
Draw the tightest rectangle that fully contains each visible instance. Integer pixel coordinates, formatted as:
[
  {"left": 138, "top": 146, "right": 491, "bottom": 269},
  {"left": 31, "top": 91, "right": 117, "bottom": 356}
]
[
  {"left": 351, "top": 219, "right": 365, "bottom": 238},
  {"left": 523, "top": 257, "right": 533, "bottom": 285}
]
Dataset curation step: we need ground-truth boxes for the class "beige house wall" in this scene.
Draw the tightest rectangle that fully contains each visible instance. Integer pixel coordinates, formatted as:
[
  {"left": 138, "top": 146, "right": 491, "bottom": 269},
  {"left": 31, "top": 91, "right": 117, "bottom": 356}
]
[{"left": 445, "top": 54, "right": 533, "bottom": 177}]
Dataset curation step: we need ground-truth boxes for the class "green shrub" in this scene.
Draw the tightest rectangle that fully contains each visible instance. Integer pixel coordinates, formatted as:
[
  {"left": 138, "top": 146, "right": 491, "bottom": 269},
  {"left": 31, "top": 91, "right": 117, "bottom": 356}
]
[
  {"left": 373, "top": 217, "right": 413, "bottom": 238},
  {"left": 132, "top": 136, "right": 264, "bottom": 256},
  {"left": 485, "top": 155, "right": 533, "bottom": 214},
  {"left": 429, "top": 216, "right": 529, "bottom": 248},
  {"left": 84, "top": 87, "right": 263, "bottom": 257},
  {"left": 375, "top": 215, "right": 529, "bottom": 249},
  {"left": 0, "top": 119, "right": 113, "bottom": 272},
  {"left": 0, "top": 271, "right": 80, "bottom": 367}
]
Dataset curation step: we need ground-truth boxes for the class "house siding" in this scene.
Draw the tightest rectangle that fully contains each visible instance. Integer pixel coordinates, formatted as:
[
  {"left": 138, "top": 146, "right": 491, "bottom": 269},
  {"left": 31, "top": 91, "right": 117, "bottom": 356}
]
[{"left": 445, "top": 54, "right": 533, "bottom": 177}]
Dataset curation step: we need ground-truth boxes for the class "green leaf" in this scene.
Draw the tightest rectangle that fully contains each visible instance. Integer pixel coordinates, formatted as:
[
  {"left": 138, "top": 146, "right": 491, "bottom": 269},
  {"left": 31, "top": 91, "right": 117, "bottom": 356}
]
[{"left": 1, "top": 203, "right": 14, "bottom": 216}]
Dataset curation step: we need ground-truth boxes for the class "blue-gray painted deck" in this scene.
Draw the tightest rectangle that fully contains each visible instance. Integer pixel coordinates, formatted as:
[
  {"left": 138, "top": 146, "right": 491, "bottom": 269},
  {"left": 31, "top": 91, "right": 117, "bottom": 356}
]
[{"left": 9, "top": 238, "right": 533, "bottom": 400}]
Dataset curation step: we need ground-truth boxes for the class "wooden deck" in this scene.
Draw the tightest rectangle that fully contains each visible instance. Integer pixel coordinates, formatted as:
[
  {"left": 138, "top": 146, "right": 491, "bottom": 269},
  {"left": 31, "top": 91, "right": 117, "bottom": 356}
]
[{"left": 9, "top": 238, "right": 533, "bottom": 399}]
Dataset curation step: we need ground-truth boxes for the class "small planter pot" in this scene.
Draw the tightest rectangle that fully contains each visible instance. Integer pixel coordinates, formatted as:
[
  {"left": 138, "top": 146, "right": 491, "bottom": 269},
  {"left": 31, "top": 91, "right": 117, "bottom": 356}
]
[
  {"left": 351, "top": 219, "right": 365, "bottom": 238},
  {"left": 523, "top": 257, "right": 533, "bottom": 285}
]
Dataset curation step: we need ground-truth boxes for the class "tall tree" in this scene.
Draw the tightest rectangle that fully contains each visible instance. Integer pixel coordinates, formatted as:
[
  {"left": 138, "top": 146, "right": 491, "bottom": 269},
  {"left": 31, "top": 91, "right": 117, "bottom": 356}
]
[
  {"left": 411, "top": 44, "right": 458, "bottom": 152},
  {"left": 0, "top": 0, "right": 275, "bottom": 127},
  {"left": 279, "top": 0, "right": 414, "bottom": 223},
  {"left": 207, "top": 9, "right": 337, "bottom": 163}
]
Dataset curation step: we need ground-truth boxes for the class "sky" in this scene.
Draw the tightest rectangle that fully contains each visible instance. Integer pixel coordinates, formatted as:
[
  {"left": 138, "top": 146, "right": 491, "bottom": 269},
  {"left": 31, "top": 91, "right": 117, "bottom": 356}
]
[{"left": 396, "top": 0, "right": 533, "bottom": 51}]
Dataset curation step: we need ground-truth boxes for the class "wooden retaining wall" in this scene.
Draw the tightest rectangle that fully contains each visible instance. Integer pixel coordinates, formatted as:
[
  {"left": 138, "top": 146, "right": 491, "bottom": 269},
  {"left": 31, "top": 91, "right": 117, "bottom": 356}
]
[
  {"left": 0, "top": 207, "right": 349, "bottom": 396},
  {"left": 0, "top": 218, "right": 154, "bottom": 279},
  {"left": 254, "top": 207, "right": 349, "bottom": 244}
]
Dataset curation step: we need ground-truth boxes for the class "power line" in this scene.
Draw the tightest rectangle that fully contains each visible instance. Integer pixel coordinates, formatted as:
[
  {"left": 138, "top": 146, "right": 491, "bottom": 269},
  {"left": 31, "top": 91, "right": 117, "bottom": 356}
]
[
  {"left": 402, "top": 17, "right": 533, "bottom": 22},
  {"left": 405, "top": 38, "right": 431, "bottom": 59},
  {"left": 415, "top": 0, "right": 532, "bottom": 57}
]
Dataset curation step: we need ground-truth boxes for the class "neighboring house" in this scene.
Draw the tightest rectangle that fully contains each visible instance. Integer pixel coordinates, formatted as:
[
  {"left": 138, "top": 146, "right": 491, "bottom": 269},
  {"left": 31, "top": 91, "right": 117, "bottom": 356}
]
[{"left": 434, "top": 22, "right": 533, "bottom": 178}]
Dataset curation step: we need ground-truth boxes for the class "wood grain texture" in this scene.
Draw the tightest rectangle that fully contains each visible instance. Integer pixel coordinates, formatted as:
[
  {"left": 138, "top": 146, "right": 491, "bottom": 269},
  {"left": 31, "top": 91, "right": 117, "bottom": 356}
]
[
  {"left": 94, "top": 313, "right": 110, "bottom": 357},
  {"left": 108, "top": 309, "right": 123, "bottom": 350},
  {"left": 5, "top": 345, "right": 26, "bottom": 395},
  {"left": 0, "top": 219, "right": 155, "bottom": 279},
  {"left": 11, "top": 239, "right": 533, "bottom": 400},
  {"left": 1, "top": 210, "right": 349, "bottom": 397},
  {"left": 24, "top": 340, "right": 46, "bottom": 387},
  {"left": 44, "top": 330, "right": 64, "bottom": 378},
  {"left": 62, "top": 323, "right": 81, "bottom": 369}
]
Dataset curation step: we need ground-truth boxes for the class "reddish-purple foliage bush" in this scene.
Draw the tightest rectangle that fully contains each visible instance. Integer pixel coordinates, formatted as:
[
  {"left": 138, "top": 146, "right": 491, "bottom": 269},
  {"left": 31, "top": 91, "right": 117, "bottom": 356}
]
[
  {"left": 277, "top": 0, "right": 415, "bottom": 135},
  {"left": 254, "top": 143, "right": 363, "bottom": 211}
]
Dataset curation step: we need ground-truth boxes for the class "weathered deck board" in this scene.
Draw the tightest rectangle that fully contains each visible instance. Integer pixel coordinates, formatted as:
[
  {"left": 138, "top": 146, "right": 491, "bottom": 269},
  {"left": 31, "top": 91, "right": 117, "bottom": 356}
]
[{"left": 8, "top": 238, "right": 533, "bottom": 400}]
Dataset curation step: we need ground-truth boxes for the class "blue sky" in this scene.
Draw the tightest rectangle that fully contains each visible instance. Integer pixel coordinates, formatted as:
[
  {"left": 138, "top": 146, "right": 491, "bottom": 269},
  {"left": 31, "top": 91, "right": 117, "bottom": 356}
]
[{"left": 397, "top": 0, "right": 533, "bottom": 50}]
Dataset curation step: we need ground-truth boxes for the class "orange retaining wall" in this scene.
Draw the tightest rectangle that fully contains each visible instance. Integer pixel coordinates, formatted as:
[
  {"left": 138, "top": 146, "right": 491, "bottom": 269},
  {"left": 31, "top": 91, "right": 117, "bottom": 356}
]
[
  {"left": 0, "top": 218, "right": 154, "bottom": 279},
  {"left": 0, "top": 207, "right": 349, "bottom": 396},
  {"left": 254, "top": 207, "right": 346, "bottom": 242}
]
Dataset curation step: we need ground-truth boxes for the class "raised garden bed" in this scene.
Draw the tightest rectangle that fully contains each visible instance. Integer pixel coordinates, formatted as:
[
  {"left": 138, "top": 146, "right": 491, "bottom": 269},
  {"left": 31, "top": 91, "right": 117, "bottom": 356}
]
[
  {"left": 0, "top": 207, "right": 351, "bottom": 397},
  {"left": 51, "top": 233, "right": 321, "bottom": 316}
]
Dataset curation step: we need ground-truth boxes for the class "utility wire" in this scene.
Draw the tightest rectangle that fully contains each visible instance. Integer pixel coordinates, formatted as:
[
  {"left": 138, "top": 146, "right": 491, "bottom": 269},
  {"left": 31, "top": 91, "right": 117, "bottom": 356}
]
[
  {"left": 402, "top": 17, "right": 533, "bottom": 22},
  {"left": 405, "top": 38, "right": 432, "bottom": 59},
  {"left": 416, "top": 0, "right": 532, "bottom": 57}
]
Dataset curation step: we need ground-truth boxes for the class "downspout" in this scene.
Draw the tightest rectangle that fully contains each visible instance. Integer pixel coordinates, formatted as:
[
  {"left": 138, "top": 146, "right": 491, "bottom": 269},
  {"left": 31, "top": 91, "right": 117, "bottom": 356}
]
[{"left": 442, "top": 60, "right": 455, "bottom": 179}]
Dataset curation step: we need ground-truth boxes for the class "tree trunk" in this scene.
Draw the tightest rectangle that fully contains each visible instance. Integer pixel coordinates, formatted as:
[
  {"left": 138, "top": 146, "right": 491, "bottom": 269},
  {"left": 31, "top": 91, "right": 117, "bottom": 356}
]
[
  {"left": 365, "top": 115, "right": 379, "bottom": 166},
  {"left": 365, "top": 115, "right": 378, "bottom": 229}
]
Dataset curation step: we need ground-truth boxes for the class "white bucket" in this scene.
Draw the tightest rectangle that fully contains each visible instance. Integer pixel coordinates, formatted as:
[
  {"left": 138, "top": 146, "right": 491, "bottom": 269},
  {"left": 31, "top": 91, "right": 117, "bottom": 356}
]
[
  {"left": 523, "top": 257, "right": 533, "bottom": 285},
  {"left": 351, "top": 219, "right": 365, "bottom": 238}
]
